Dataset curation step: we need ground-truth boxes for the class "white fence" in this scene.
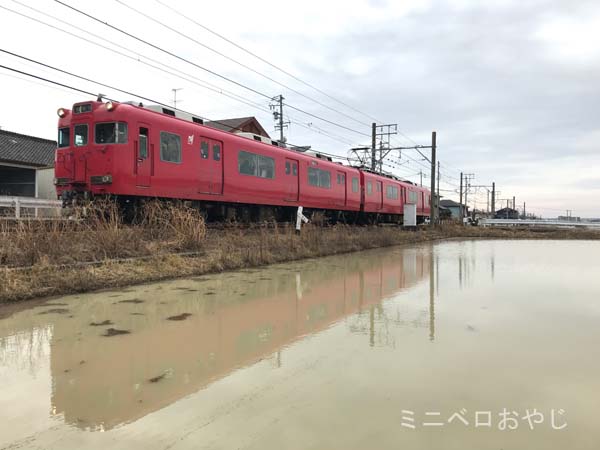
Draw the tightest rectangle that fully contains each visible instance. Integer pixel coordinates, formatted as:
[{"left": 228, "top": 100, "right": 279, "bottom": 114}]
[
  {"left": 0, "top": 195, "right": 62, "bottom": 219},
  {"left": 479, "top": 218, "right": 600, "bottom": 228}
]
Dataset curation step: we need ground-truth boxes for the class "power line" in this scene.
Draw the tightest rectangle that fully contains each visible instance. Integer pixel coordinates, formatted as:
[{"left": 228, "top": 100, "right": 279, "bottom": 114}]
[
  {"left": 2, "top": 4, "right": 366, "bottom": 149},
  {"left": 152, "top": 0, "right": 382, "bottom": 125},
  {"left": 116, "top": 0, "right": 371, "bottom": 128},
  {"left": 53, "top": 0, "right": 371, "bottom": 138}
]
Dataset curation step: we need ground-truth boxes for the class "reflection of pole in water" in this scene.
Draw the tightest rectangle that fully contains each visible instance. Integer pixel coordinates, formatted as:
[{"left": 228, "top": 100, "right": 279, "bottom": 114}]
[
  {"left": 491, "top": 255, "right": 495, "bottom": 282},
  {"left": 459, "top": 255, "right": 463, "bottom": 289},
  {"left": 436, "top": 254, "right": 439, "bottom": 297},
  {"left": 369, "top": 306, "right": 375, "bottom": 347},
  {"left": 429, "top": 249, "right": 435, "bottom": 342}
]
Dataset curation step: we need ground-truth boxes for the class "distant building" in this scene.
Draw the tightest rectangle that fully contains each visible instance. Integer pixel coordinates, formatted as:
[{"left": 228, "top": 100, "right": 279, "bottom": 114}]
[
  {"left": 558, "top": 215, "right": 581, "bottom": 222},
  {"left": 494, "top": 207, "right": 519, "bottom": 220},
  {"left": 0, "top": 129, "right": 56, "bottom": 198},
  {"left": 440, "top": 199, "right": 466, "bottom": 219},
  {"left": 205, "top": 117, "right": 271, "bottom": 139}
]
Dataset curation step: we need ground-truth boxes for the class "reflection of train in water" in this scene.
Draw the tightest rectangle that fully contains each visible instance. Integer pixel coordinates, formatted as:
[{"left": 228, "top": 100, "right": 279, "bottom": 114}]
[
  {"left": 54, "top": 100, "right": 432, "bottom": 223},
  {"left": 46, "top": 247, "right": 431, "bottom": 430}
]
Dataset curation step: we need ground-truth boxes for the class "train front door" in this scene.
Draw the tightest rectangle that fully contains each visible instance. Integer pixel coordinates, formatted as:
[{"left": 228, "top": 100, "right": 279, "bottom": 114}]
[
  {"left": 198, "top": 137, "right": 223, "bottom": 195},
  {"left": 284, "top": 158, "right": 299, "bottom": 201},
  {"left": 136, "top": 125, "right": 151, "bottom": 187}
]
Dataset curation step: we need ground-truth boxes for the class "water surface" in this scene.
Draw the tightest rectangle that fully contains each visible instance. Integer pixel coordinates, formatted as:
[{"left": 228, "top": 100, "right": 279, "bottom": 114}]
[{"left": 1, "top": 240, "right": 599, "bottom": 449}]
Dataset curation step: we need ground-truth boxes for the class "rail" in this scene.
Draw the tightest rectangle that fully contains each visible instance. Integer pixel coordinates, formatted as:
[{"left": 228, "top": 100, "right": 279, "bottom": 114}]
[
  {"left": 0, "top": 195, "right": 62, "bottom": 219},
  {"left": 479, "top": 218, "right": 600, "bottom": 228}
]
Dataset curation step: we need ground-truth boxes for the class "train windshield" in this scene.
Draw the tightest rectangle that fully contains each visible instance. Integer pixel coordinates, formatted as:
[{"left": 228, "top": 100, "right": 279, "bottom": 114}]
[
  {"left": 58, "top": 127, "right": 70, "bottom": 148},
  {"left": 95, "top": 122, "right": 128, "bottom": 144}
]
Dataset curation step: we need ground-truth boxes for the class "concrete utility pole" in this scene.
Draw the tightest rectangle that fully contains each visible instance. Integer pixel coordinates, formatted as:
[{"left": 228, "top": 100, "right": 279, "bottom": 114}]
[
  {"left": 371, "top": 123, "right": 377, "bottom": 171},
  {"left": 430, "top": 131, "right": 437, "bottom": 227},
  {"left": 523, "top": 202, "right": 526, "bottom": 219},
  {"left": 171, "top": 88, "right": 183, "bottom": 109},
  {"left": 459, "top": 172, "right": 464, "bottom": 223},
  {"left": 513, "top": 196, "right": 516, "bottom": 210},
  {"left": 491, "top": 182, "right": 496, "bottom": 215},
  {"left": 436, "top": 161, "right": 440, "bottom": 221},
  {"left": 270, "top": 95, "right": 289, "bottom": 143},
  {"left": 420, "top": 170, "right": 423, "bottom": 187}
]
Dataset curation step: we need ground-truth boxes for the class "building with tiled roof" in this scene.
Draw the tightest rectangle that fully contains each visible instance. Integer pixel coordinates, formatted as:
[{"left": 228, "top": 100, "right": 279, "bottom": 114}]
[
  {"left": 0, "top": 129, "right": 56, "bottom": 198},
  {"left": 204, "top": 117, "right": 270, "bottom": 139}
]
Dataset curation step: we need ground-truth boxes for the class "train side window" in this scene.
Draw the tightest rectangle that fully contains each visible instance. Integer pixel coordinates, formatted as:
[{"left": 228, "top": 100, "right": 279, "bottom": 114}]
[
  {"left": 367, "top": 181, "right": 372, "bottom": 195},
  {"left": 376, "top": 182, "right": 381, "bottom": 192},
  {"left": 201, "top": 141, "right": 209, "bottom": 159},
  {"left": 139, "top": 127, "right": 148, "bottom": 159},
  {"left": 308, "top": 167, "right": 331, "bottom": 188},
  {"left": 58, "top": 127, "right": 70, "bottom": 148},
  {"left": 238, "top": 151, "right": 257, "bottom": 175},
  {"left": 320, "top": 170, "right": 331, "bottom": 188},
  {"left": 292, "top": 162, "right": 297, "bottom": 176},
  {"left": 74, "top": 124, "right": 88, "bottom": 147},
  {"left": 258, "top": 155, "right": 275, "bottom": 178},
  {"left": 352, "top": 177, "right": 359, "bottom": 193},
  {"left": 285, "top": 161, "right": 291, "bottom": 175},
  {"left": 340, "top": 173, "right": 345, "bottom": 184},
  {"left": 160, "top": 131, "right": 181, "bottom": 163},
  {"left": 213, "top": 144, "right": 221, "bottom": 161}
]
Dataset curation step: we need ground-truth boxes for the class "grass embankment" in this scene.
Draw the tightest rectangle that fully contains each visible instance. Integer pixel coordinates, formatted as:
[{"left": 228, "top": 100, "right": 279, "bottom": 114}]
[{"left": 1, "top": 202, "right": 599, "bottom": 303}]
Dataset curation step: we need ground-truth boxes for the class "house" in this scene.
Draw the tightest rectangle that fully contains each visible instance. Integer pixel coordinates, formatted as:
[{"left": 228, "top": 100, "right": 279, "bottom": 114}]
[
  {"left": 494, "top": 207, "right": 519, "bottom": 220},
  {"left": 440, "top": 199, "right": 466, "bottom": 219},
  {"left": 204, "top": 117, "right": 271, "bottom": 139},
  {"left": 0, "top": 129, "right": 56, "bottom": 199}
]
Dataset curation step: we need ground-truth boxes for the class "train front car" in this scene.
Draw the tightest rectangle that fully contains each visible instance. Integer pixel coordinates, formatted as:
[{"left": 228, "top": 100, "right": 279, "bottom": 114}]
[{"left": 55, "top": 100, "right": 130, "bottom": 204}]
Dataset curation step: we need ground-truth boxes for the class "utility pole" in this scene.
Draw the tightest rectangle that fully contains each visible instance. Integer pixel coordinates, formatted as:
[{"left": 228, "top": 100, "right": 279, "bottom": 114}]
[
  {"left": 430, "top": 131, "right": 437, "bottom": 227},
  {"left": 459, "top": 172, "right": 464, "bottom": 223},
  {"left": 371, "top": 122, "right": 377, "bottom": 171},
  {"left": 171, "top": 88, "right": 183, "bottom": 109},
  {"left": 523, "top": 202, "right": 526, "bottom": 219},
  {"left": 463, "top": 173, "right": 474, "bottom": 218},
  {"left": 420, "top": 170, "right": 423, "bottom": 187},
  {"left": 491, "top": 182, "right": 496, "bottom": 216},
  {"left": 436, "top": 161, "right": 440, "bottom": 222},
  {"left": 513, "top": 196, "right": 516, "bottom": 210},
  {"left": 487, "top": 190, "right": 490, "bottom": 213},
  {"left": 270, "top": 95, "right": 289, "bottom": 143}
]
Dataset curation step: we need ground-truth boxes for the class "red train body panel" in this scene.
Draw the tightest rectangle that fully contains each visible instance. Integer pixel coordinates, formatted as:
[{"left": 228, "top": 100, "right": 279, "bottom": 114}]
[{"left": 54, "top": 100, "right": 430, "bottom": 220}]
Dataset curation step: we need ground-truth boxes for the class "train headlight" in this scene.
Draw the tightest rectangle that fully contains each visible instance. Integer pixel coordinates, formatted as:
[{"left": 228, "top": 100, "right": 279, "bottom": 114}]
[
  {"left": 57, "top": 108, "right": 66, "bottom": 118},
  {"left": 105, "top": 101, "right": 114, "bottom": 111}
]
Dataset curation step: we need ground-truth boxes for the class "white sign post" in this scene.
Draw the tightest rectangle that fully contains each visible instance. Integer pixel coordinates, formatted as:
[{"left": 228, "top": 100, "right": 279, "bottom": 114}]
[
  {"left": 403, "top": 203, "right": 417, "bottom": 227},
  {"left": 296, "top": 206, "right": 310, "bottom": 232}
]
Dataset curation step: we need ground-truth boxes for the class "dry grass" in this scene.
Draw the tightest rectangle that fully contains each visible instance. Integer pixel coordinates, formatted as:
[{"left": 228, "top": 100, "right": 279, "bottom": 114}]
[
  {"left": 1, "top": 212, "right": 600, "bottom": 303},
  {"left": 0, "top": 200, "right": 206, "bottom": 268}
]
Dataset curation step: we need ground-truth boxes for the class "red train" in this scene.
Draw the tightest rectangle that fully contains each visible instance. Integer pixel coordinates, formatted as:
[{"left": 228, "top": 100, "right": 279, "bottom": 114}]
[{"left": 54, "top": 99, "right": 431, "bottom": 223}]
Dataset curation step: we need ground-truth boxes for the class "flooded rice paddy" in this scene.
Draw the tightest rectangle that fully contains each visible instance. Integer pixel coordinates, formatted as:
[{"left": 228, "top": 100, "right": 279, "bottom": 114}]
[{"left": 1, "top": 240, "right": 600, "bottom": 450}]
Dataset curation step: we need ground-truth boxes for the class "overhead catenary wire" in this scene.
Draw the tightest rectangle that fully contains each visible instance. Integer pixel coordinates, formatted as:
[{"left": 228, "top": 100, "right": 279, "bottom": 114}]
[
  {"left": 52, "top": 0, "right": 371, "bottom": 138},
  {"left": 152, "top": 0, "right": 383, "bottom": 125},
  {"left": 1, "top": 3, "right": 364, "bottom": 150},
  {"left": 115, "top": 0, "right": 371, "bottom": 129}
]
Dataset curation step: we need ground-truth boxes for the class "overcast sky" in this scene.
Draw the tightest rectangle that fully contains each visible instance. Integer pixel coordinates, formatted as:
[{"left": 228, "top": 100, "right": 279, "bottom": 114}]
[{"left": 1, "top": 0, "right": 599, "bottom": 217}]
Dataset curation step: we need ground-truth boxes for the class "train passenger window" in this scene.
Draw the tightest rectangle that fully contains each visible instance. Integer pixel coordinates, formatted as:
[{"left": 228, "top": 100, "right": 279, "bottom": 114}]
[
  {"left": 238, "top": 151, "right": 256, "bottom": 175},
  {"left": 308, "top": 167, "right": 331, "bottom": 188},
  {"left": 95, "top": 122, "right": 128, "bottom": 144},
  {"left": 238, "top": 151, "right": 274, "bottom": 179},
  {"left": 386, "top": 185, "right": 399, "bottom": 199},
  {"left": 213, "top": 144, "right": 221, "bottom": 161},
  {"left": 352, "top": 177, "right": 359, "bottom": 193},
  {"left": 285, "top": 161, "right": 291, "bottom": 175},
  {"left": 201, "top": 141, "right": 209, "bottom": 159},
  {"left": 408, "top": 191, "right": 418, "bottom": 203},
  {"left": 367, "top": 181, "right": 372, "bottom": 195},
  {"left": 74, "top": 124, "right": 88, "bottom": 147},
  {"left": 340, "top": 173, "right": 345, "bottom": 184},
  {"left": 336, "top": 174, "right": 341, "bottom": 184},
  {"left": 376, "top": 182, "right": 381, "bottom": 192},
  {"left": 139, "top": 127, "right": 148, "bottom": 159},
  {"left": 58, "top": 127, "right": 70, "bottom": 148},
  {"left": 160, "top": 131, "right": 181, "bottom": 163},
  {"left": 258, "top": 155, "right": 275, "bottom": 178},
  {"left": 292, "top": 163, "right": 297, "bottom": 176}
]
